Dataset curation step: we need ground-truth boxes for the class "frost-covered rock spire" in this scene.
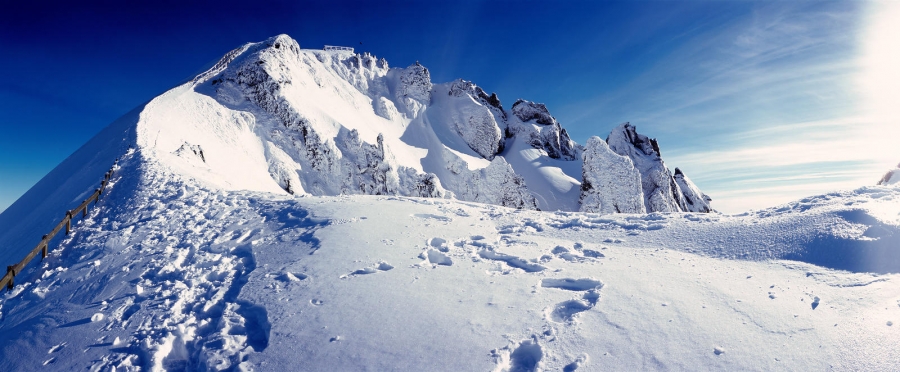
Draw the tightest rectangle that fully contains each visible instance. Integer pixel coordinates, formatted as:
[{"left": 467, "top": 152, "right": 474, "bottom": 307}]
[{"left": 579, "top": 136, "right": 645, "bottom": 213}]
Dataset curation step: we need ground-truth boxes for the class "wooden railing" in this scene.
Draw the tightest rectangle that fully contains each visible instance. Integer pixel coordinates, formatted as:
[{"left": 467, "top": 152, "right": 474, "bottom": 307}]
[{"left": 1, "top": 160, "right": 118, "bottom": 291}]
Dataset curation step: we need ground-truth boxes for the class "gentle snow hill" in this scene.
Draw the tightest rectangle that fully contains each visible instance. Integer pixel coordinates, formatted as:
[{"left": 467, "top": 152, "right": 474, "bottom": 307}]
[{"left": 0, "top": 34, "right": 899, "bottom": 371}]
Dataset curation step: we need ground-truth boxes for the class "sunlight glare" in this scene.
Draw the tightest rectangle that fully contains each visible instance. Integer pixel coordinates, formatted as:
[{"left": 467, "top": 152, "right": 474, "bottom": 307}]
[{"left": 859, "top": 1, "right": 900, "bottom": 167}]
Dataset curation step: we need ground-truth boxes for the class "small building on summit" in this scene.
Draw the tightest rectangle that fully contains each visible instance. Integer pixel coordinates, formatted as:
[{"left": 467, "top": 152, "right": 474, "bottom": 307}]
[{"left": 324, "top": 45, "right": 354, "bottom": 53}]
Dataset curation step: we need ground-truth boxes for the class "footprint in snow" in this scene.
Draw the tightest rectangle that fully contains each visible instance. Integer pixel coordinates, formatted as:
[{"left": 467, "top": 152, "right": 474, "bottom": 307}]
[
  {"left": 491, "top": 337, "right": 543, "bottom": 372},
  {"left": 427, "top": 237, "right": 448, "bottom": 252},
  {"left": 419, "top": 249, "right": 453, "bottom": 266},
  {"left": 478, "top": 250, "right": 546, "bottom": 273},
  {"left": 340, "top": 262, "right": 394, "bottom": 279},
  {"left": 563, "top": 354, "right": 589, "bottom": 372},
  {"left": 542, "top": 278, "right": 603, "bottom": 323},
  {"left": 412, "top": 213, "right": 452, "bottom": 222},
  {"left": 275, "top": 272, "right": 308, "bottom": 282}
]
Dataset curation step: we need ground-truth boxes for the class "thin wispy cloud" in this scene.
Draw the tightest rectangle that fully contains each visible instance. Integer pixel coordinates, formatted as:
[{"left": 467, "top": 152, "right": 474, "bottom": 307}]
[{"left": 557, "top": 1, "right": 894, "bottom": 213}]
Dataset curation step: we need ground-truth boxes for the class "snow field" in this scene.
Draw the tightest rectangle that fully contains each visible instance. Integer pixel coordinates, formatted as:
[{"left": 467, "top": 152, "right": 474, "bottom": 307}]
[{"left": 1, "top": 155, "right": 899, "bottom": 370}]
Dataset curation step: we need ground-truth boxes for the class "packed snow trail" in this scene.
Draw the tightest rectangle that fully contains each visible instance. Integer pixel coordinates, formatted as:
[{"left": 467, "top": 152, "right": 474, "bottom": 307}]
[{"left": 1, "top": 153, "right": 898, "bottom": 370}]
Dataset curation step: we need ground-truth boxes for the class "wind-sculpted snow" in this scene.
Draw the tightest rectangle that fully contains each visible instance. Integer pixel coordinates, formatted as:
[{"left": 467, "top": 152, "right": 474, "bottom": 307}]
[{"left": 579, "top": 136, "right": 645, "bottom": 214}]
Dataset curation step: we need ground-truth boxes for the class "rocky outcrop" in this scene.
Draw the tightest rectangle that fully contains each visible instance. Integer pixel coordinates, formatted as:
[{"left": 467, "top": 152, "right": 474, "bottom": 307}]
[
  {"left": 674, "top": 168, "right": 712, "bottom": 213},
  {"left": 877, "top": 163, "right": 900, "bottom": 186},
  {"left": 444, "top": 79, "right": 506, "bottom": 159},
  {"left": 391, "top": 62, "right": 433, "bottom": 117},
  {"left": 606, "top": 123, "right": 692, "bottom": 213},
  {"left": 509, "top": 100, "right": 578, "bottom": 160},
  {"left": 579, "top": 137, "right": 645, "bottom": 214}
]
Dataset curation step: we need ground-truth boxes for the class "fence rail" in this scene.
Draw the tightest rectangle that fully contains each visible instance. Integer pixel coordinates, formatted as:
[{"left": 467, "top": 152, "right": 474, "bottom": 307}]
[{"left": 1, "top": 160, "right": 118, "bottom": 291}]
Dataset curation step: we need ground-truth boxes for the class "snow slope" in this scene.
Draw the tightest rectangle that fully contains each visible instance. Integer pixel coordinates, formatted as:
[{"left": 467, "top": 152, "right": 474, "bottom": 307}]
[
  {"left": 0, "top": 34, "right": 898, "bottom": 371},
  {"left": 0, "top": 154, "right": 898, "bottom": 370}
]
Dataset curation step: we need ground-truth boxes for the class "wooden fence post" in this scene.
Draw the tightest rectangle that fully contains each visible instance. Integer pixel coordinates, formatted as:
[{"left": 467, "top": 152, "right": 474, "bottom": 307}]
[
  {"left": 94, "top": 188, "right": 101, "bottom": 204},
  {"left": 6, "top": 266, "right": 14, "bottom": 290},
  {"left": 65, "top": 211, "right": 72, "bottom": 235},
  {"left": 41, "top": 244, "right": 48, "bottom": 260}
]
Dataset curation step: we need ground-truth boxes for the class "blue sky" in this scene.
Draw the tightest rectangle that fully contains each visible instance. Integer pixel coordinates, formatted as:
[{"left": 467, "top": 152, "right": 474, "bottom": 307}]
[{"left": 1, "top": 0, "right": 897, "bottom": 213}]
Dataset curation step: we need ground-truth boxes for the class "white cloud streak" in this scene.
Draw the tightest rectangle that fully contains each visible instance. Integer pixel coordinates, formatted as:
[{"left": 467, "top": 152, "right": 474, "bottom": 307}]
[{"left": 561, "top": 2, "right": 898, "bottom": 213}]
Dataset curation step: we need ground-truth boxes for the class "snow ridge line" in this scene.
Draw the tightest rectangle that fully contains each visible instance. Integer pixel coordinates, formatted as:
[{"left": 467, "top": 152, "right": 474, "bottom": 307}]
[{"left": 0, "top": 158, "right": 121, "bottom": 292}]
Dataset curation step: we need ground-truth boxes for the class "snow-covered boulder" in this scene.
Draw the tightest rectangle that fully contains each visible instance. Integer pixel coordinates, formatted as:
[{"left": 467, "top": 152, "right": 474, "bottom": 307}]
[
  {"left": 606, "top": 123, "right": 688, "bottom": 212},
  {"left": 674, "top": 168, "right": 712, "bottom": 213},
  {"left": 508, "top": 99, "right": 578, "bottom": 160},
  {"left": 579, "top": 136, "right": 645, "bottom": 213},
  {"left": 877, "top": 163, "right": 900, "bottom": 186}
]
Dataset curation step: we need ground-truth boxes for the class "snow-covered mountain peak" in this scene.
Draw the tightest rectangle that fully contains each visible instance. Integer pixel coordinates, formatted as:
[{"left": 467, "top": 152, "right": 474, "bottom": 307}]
[{"left": 133, "top": 34, "right": 714, "bottom": 212}]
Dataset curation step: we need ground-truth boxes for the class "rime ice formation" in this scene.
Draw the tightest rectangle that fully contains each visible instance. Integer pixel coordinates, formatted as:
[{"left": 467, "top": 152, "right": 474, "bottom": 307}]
[
  {"left": 877, "top": 163, "right": 900, "bottom": 186},
  {"left": 579, "top": 136, "right": 645, "bottom": 214},
  {"left": 674, "top": 168, "right": 713, "bottom": 213},
  {"left": 606, "top": 122, "right": 708, "bottom": 212},
  {"left": 509, "top": 99, "right": 578, "bottom": 161},
  {"left": 154, "top": 35, "right": 711, "bottom": 213}
]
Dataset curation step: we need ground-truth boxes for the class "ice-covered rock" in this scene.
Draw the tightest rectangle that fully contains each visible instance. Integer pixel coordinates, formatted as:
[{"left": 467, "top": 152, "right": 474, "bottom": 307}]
[
  {"left": 439, "top": 79, "right": 506, "bottom": 159},
  {"left": 674, "top": 168, "right": 712, "bottom": 213},
  {"left": 390, "top": 62, "right": 433, "bottom": 117},
  {"left": 579, "top": 136, "right": 645, "bottom": 213},
  {"left": 877, "top": 163, "right": 900, "bottom": 186},
  {"left": 606, "top": 123, "right": 689, "bottom": 212},
  {"left": 198, "top": 34, "right": 446, "bottom": 199},
  {"left": 508, "top": 99, "right": 578, "bottom": 160},
  {"left": 436, "top": 149, "right": 537, "bottom": 209}
]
